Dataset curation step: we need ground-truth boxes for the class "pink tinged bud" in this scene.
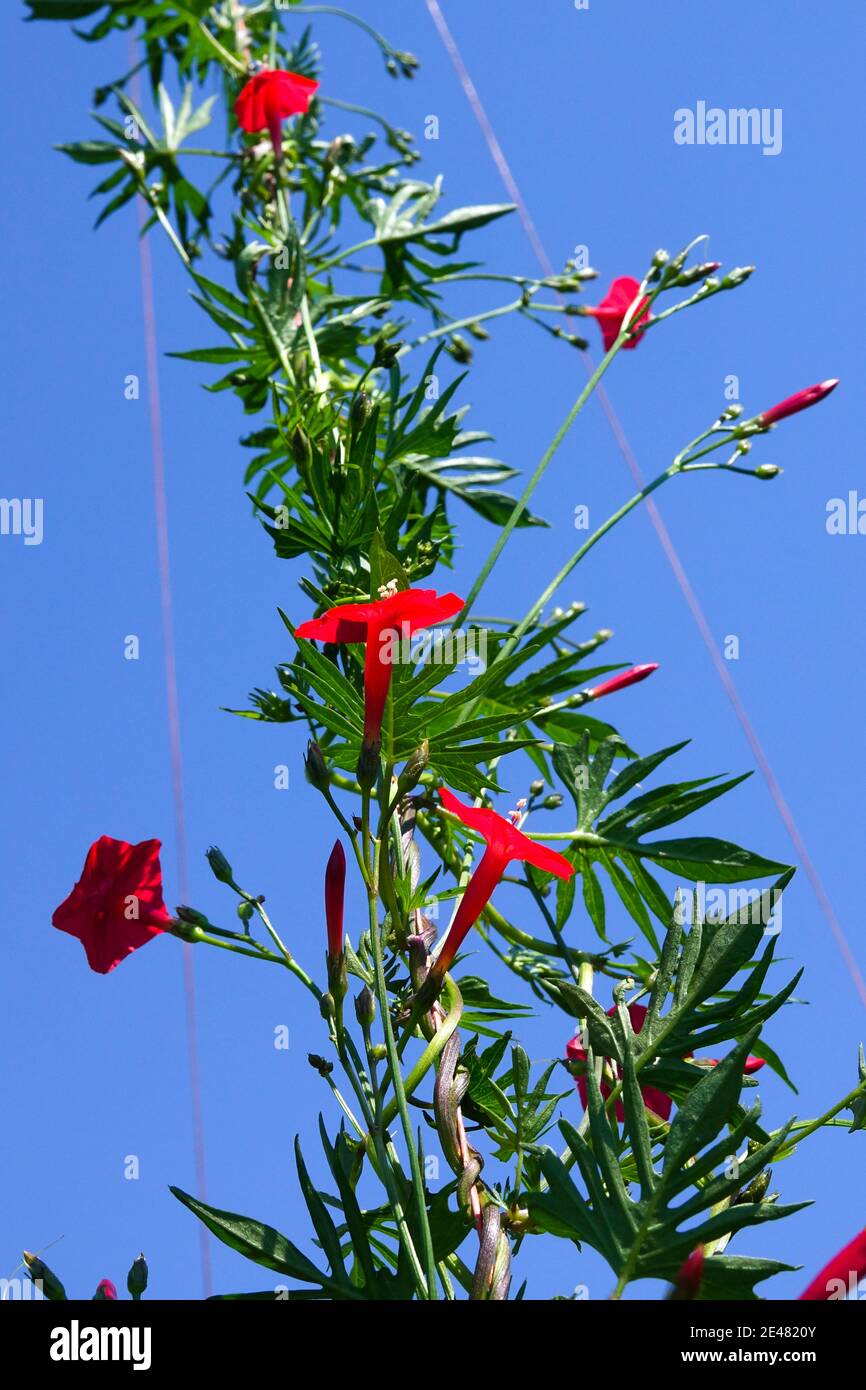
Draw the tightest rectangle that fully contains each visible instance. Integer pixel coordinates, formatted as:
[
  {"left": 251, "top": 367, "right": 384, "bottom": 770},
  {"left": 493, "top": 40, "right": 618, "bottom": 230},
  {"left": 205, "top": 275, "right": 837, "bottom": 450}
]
[
  {"left": 94, "top": 1278, "right": 118, "bottom": 1300},
  {"left": 799, "top": 1225, "right": 866, "bottom": 1301},
  {"left": 671, "top": 1246, "right": 705, "bottom": 1300},
  {"left": 757, "top": 378, "right": 839, "bottom": 427},
  {"left": 586, "top": 663, "right": 658, "bottom": 702},
  {"left": 325, "top": 841, "right": 346, "bottom": 958}
]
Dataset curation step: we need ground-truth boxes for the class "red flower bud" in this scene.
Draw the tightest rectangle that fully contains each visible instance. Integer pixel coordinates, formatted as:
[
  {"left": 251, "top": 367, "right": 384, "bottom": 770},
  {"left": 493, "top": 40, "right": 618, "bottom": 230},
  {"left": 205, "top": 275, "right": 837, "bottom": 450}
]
[
  {"left": 325, "top": 840, "right": 346, "bottom": 959},
  {"left": 670, "top": 1246, "right": 705, "bottom": 1300},
  {"left": 94, "top": 1278, "right": 118, "bottom": 1301},
  {"left": 757, "top": 378, "right": 839, "bottom": 428},
  {"left": 799, "top": 1225, "right": 866, "bottom": 1301},
  {"left": 586, "top": 663, "right": 658, "bottom": 701}
]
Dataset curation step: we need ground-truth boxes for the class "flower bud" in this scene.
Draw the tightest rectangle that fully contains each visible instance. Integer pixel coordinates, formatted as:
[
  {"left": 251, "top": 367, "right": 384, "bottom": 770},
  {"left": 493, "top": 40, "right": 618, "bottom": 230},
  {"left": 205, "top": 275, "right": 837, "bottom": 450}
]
[
  {"left": 206, "top": 846, "right": 234, "bottom": 885},
  {"left": 754, "top": 464, "right": 782, "bottom": 480},
  {"left": 304, "top": 739, "right": 331, "bottom": 791},
  {"left": 22, "top": 1251, "right": 66, "bottom": 1301},
  {"left": 351, "top": 390, "right": 374, "bottom": 433},
  {"left": 669, "top": 1246, "right": 704, "bottom": 1300},
  {"left": 127, "top": 1253, "right": 148, "bottom": 1300},
  {"left": 721, "top": 265, "right": 755, "bottom": 288},
  {"left": 529, "top": 779, "right": 545, "bottom": 796},
  {"left": 290, "top": 425, "right": 313, "bottom": 475},
  {"left": 542, "top": 794, "right": 563, "bottom": 810},
  {"left": 586, "top": 663, "right": 658, "bottom": 701},
  {"left": 737, "top": 1169, "right": 771, "bottom": 1205},
  {"left": 446, "top": 334, "right": 473, "bottom": 364},
  {"left": 397, "top": 740, "right": 429, "bottom": 793},
  {"left": 308, "top": 1053, "right": 334, "bottom": 1076},
  {"left": 237, "top": 899, "right": 254, "bottom": 924},
  {"left": 756, "top": 378, "right": 839, "bottom": 428},
  {"left": 175, "top": 905, "right": 210, "bottom": 928},
  {"left": 169, "top": 917, "right": 203, "bottom": 944},
  {"left": 394, "top": 49, "right": 420, "bottom": 77},
  {"left": 354, "top": 986, "right": 376, "bottom": 1027},
  {"left": 356, "top": 737, "right": 380, "bottom": 790},
  {"left": 325, "top": 841, "right": 346, "bottom": 960},
  {"left": 669, "top": 260, "right": 722, "bottom": 287},
  {"left": 93, "top": 1278, "right": 118, "bottom": 1301},
  {"left": 466, "top": 320, "right": 490, "bottom": 341},
  {"left": 373, "top": 333, "right": 403, "bottom": 366}
]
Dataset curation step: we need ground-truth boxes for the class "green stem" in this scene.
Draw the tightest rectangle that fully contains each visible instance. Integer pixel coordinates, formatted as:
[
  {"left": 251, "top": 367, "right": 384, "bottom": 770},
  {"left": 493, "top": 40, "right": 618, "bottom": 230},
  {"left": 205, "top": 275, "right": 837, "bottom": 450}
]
[
  {"left": 380, "top": 977, "right": 462, "bottom": 1129},
  {"left": 505, "top": 465, "right": 679, "bottom": 657},
  {"left": 399, "top": 297, "right": 524, "bottom": 353},
  {"left": 364, "top": 797, "right": 438, "bottom": 1299},
  {"left": 454, "top": 326, "right": 634, "bottom": 627}
]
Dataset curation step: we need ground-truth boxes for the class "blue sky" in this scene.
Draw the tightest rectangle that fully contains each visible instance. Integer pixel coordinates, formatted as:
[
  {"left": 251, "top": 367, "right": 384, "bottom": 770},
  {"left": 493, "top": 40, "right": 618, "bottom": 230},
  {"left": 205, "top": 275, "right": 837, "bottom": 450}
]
[{"left": 2, "top": 0, "right": 865, "bottom": 1301}]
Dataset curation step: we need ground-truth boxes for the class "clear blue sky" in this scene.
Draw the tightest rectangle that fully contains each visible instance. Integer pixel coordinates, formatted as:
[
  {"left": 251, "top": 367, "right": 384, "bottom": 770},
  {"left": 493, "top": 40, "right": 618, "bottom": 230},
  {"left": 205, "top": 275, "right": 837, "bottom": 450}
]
[{"left": 3, "top": 0, "right": 865, "bottom": 1300}]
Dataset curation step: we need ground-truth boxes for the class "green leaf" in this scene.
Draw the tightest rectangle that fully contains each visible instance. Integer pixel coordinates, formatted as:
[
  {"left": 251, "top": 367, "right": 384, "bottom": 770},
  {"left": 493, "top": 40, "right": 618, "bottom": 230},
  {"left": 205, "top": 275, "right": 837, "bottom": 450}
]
[
  {"left": 636, "top": 836, "right": 790, "bottom": 883},
  {"left": 170, "top": 1186, "right": 358, "bottom": 1297},
  {"left": 662, "top": 1029, "right": 760, "bottom": 1179}
]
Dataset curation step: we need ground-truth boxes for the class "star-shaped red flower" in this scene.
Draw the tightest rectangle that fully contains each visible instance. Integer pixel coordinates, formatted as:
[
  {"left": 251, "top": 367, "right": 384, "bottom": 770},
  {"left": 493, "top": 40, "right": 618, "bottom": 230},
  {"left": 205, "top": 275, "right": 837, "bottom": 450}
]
[
  {"left": 234, "top": 68, "right": 319, "bottom": 160},
  {"left": 295, "top": 587, "right": 463, "bottom": 748},
  {"left": 52, "top": 836, "right": 172, "bottom": 974},
  {"left": 432, "top": 788, "right": 575, "bottom": 980}
]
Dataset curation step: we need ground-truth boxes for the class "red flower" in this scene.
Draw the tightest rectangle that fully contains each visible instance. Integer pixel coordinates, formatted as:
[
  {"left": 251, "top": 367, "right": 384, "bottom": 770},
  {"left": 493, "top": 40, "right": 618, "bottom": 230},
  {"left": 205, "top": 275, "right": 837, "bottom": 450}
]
[
  {"left": 234, "top": 68, "right": 319, "bottom": 161},
  {"left": 52, "top": 837, "right": 172, "bottom": 974},
  {"left": 586, "top": 663, "right": 658, "bottom": 701},
  {"left": 799, "top": 1226, "right": 866, "bottom": 1301},
  {"left": 566, "top": 1003, "right": 765, "bottom": 1122},
  {"left": 325, "top": 840, "right": 346, "bottom": 959},
  {"left": 433, "top": 788, "right": 575, "bottom": 980},
  {"left": 567, "top": 1004, "right": 673, "bottom": 1122},
  {"left": 295, "top": 587, "right": 463, "bottom": 748},
  {"left": 94, "top": 1279, "right": 118, "bottom": 1301},
  {"left": 757, "top": 378, "right": 839, "bottom": 428},
  {"left": 584, "top": 276, "right": 651, "bottom": 352}
]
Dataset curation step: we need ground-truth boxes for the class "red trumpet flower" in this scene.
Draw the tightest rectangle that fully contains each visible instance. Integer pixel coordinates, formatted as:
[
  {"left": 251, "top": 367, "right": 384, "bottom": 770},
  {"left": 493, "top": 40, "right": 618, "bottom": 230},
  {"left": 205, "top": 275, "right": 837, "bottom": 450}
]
[
  {"left": 234, "top": 68, "right": 319, "bottom": 161},
  {"left": 584, "top": 276, "right": 651, "bottom": 352},
  {"left": 586, "top": 663, "right": 658, "bottom": 701},
  {"left": 295, "top": 587, "right": 463, "bottom": 749},
  {"left": 51, "top": 836, "right": 172, "bottom": 974},
  {"left": 325, "top": 840, "right": 346, "bottom": 959},
  {"left": 433, "top": 788, "right": 575, "bottom": 980},
  {"left": 566, "top": 1003, "right": 765, "bottom": 1122},
  {"left": 757, "top": 378, "right": 839, "bottom": 428},
  {"left": 799, "top": 1225, "right": 866, "bottom": 1301}
]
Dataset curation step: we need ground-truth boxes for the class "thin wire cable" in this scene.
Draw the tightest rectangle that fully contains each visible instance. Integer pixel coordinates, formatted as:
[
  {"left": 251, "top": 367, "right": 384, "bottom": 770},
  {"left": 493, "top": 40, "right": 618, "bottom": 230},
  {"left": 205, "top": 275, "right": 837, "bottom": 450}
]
[
  {"left": 424, "top": 0, "right": 866, "bottom": 1009},
  {"left": 132, "top": 65, "right": 214, "bottom": 1294}
]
